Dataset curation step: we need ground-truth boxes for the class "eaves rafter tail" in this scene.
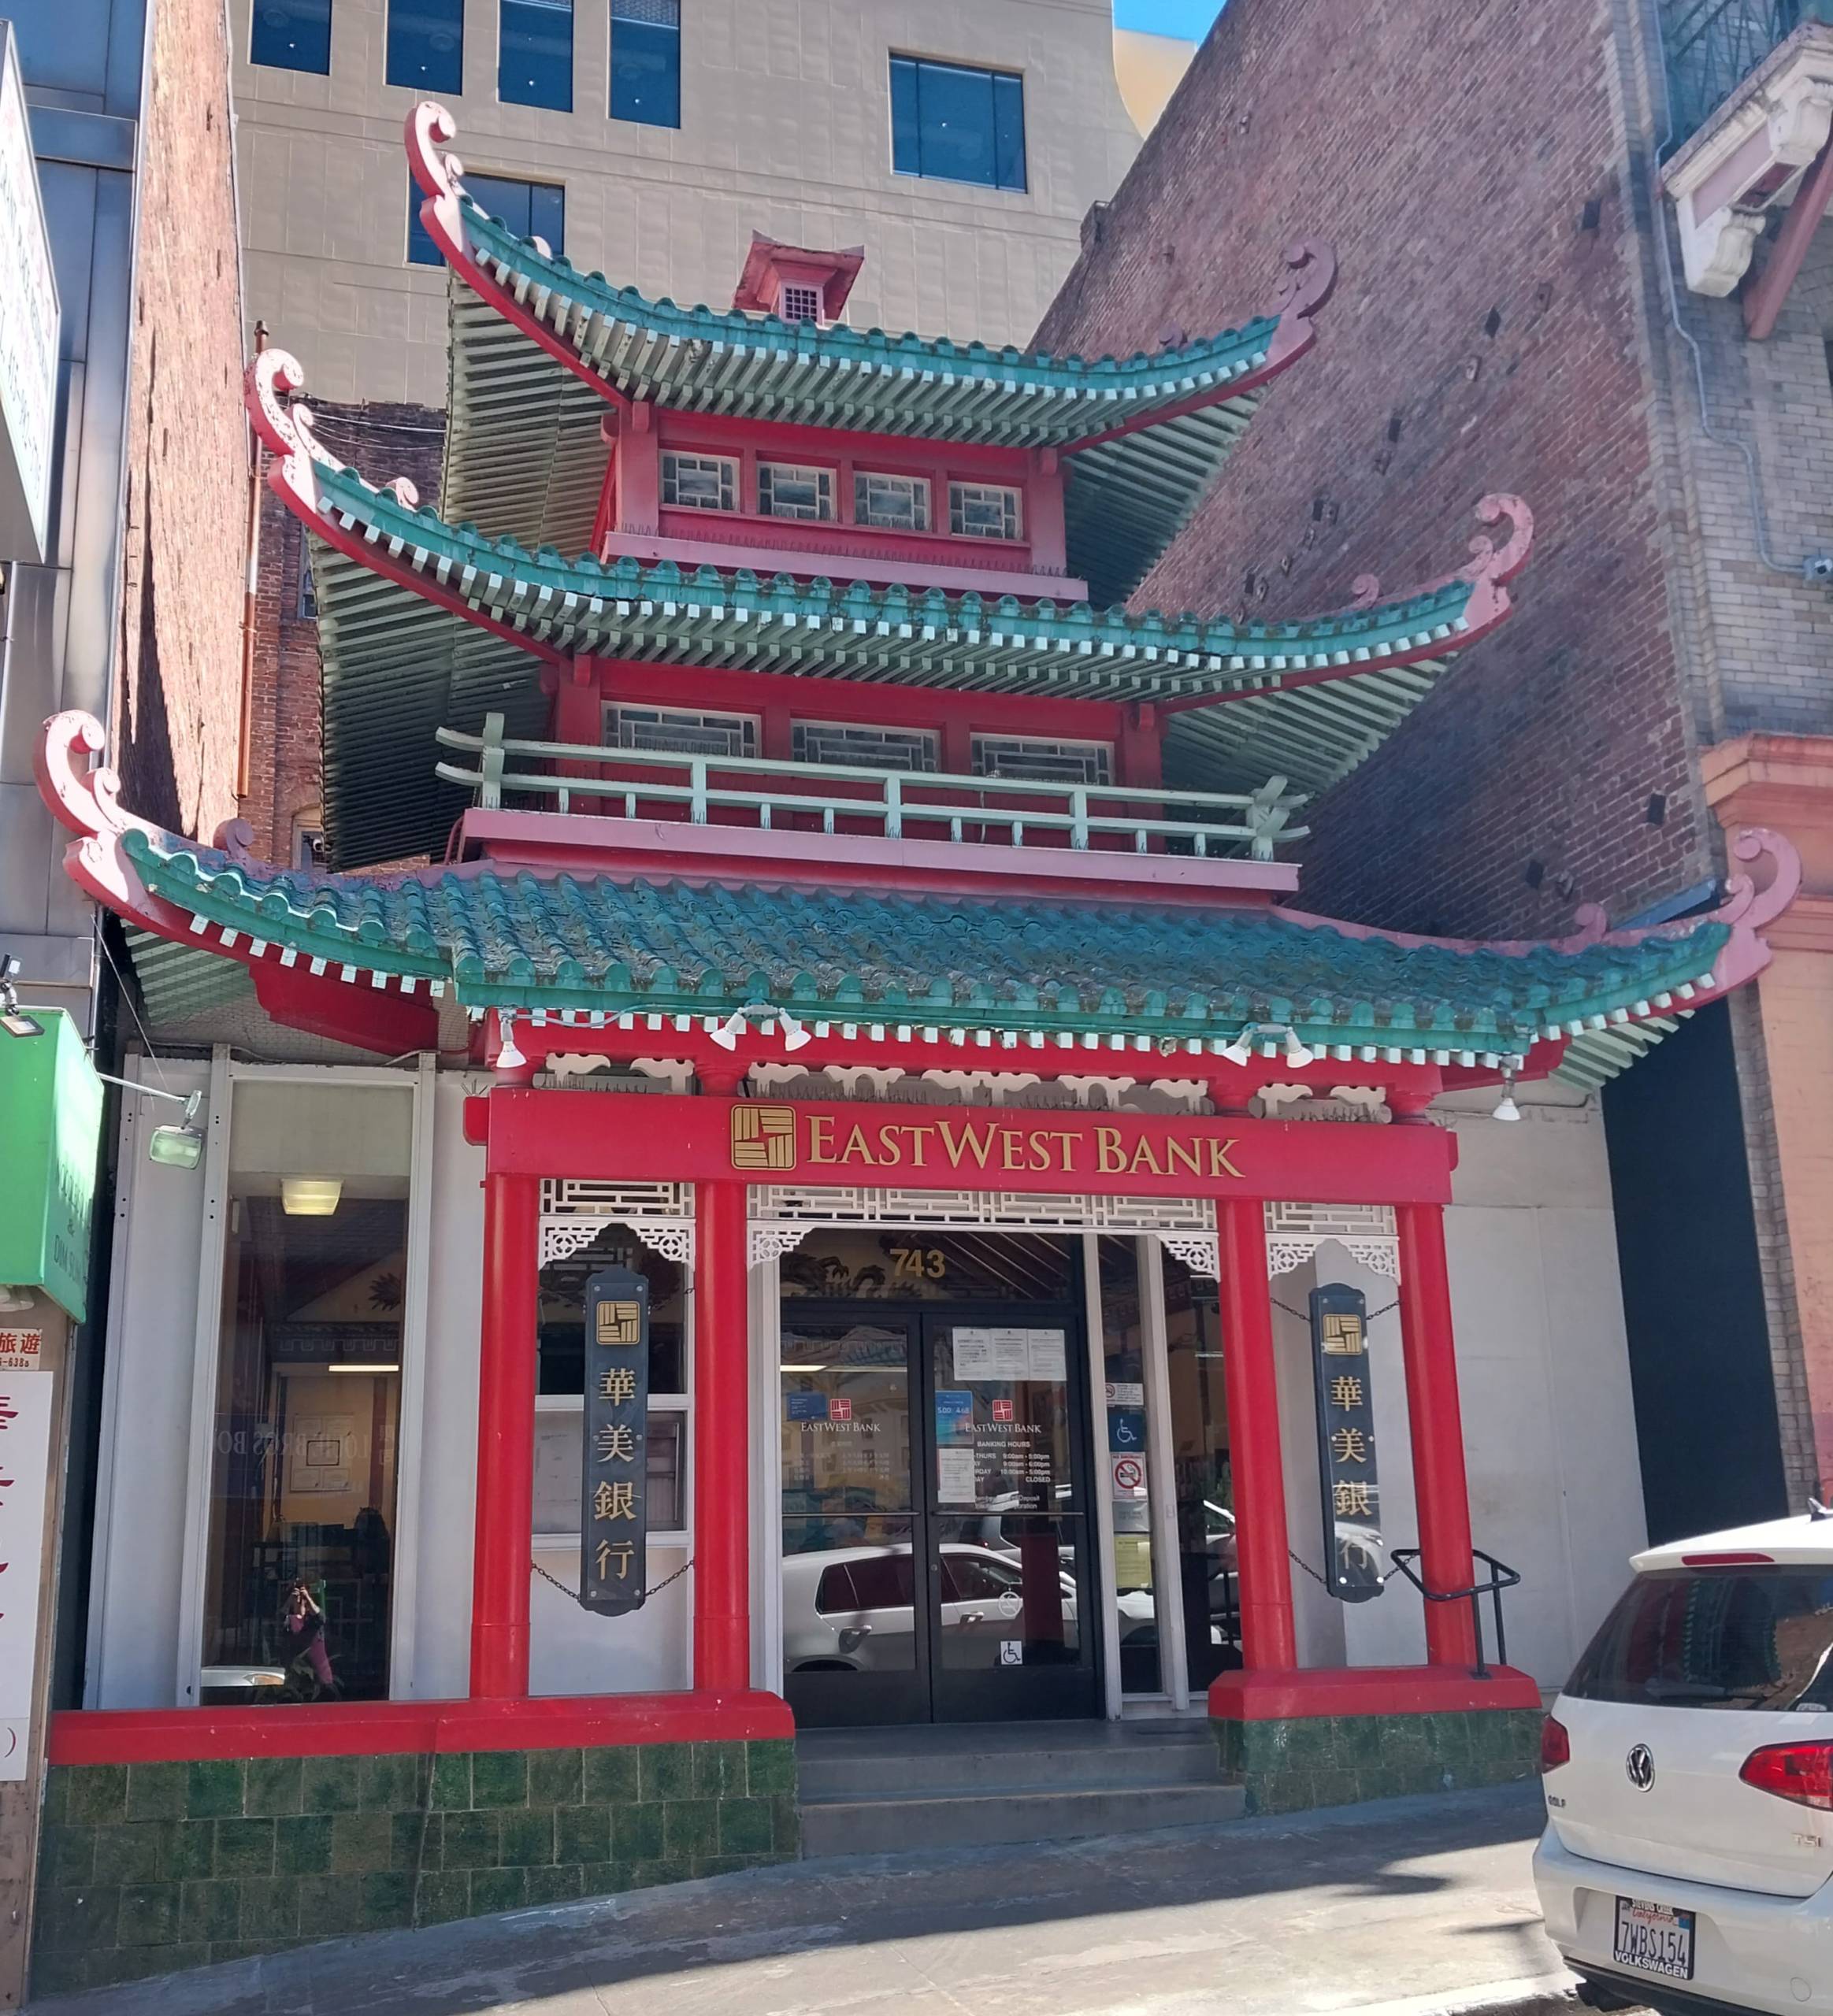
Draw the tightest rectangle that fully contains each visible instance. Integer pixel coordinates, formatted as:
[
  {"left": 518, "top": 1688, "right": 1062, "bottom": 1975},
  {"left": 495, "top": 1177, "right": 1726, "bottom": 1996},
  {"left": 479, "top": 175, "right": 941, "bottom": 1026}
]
[
  {"left": 36, "top": 710, "right": 1798, "bottom": 1085},
  {"left": 403, "top": 99, "right": 1332, "bottom": 448},
  {"left": 241, "top": 343, "right": 1532, "bottom": 710}
]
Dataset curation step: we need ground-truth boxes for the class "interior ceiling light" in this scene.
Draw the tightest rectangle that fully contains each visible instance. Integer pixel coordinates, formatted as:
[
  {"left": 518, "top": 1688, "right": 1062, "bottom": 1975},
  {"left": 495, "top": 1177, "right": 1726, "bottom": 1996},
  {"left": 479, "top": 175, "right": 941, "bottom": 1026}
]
[
  {"left": 329, "top": 1361, "right": 399, "bottom": 1373},
  {"left": 281, "top": 1177, "right": 343, "bottom": 1216}
]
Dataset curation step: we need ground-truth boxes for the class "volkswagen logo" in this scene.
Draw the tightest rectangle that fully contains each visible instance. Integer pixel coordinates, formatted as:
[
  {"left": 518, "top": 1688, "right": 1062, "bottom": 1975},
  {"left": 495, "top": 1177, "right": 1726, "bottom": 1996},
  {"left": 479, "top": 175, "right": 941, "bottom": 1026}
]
[{"left": 1626, "top": 1744, "right": 1656, "bottom": 1792}]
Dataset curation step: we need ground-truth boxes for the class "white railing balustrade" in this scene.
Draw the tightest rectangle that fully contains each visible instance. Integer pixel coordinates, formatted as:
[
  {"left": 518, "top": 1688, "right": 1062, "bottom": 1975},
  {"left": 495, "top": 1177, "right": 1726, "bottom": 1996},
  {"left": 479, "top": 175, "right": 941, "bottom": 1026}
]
[{"left": 435, "top": 713, "right": 1308, "bottom": 860}]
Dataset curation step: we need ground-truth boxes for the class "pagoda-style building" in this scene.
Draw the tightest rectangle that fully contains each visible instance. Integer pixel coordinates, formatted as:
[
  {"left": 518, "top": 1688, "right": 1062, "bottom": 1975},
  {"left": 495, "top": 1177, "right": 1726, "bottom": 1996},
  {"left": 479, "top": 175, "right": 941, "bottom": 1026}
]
[{"left": 28, "top": 101, "right": 1800, "bottom": 1984}]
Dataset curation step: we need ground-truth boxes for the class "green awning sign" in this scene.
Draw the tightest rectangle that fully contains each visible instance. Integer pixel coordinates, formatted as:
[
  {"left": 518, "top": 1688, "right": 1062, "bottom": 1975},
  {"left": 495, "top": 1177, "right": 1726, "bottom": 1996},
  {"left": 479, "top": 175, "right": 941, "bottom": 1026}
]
[{"left": 0, "top": 1009, "right": 102, "bottom": 1319}]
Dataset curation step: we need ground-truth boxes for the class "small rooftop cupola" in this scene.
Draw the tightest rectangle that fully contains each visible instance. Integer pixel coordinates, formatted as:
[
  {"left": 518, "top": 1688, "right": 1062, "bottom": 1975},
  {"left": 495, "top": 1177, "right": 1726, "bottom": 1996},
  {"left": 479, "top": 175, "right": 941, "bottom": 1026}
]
[{"left": 732, "top": 232, "right": 865, "bottom": 324}]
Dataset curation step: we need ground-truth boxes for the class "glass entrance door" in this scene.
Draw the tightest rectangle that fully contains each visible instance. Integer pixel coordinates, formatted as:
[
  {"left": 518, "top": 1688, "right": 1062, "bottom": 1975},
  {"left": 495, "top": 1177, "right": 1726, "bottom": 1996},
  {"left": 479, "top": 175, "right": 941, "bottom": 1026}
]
[{"left": 781, "top": 1301, "right": 1097, "bottom": 1726}]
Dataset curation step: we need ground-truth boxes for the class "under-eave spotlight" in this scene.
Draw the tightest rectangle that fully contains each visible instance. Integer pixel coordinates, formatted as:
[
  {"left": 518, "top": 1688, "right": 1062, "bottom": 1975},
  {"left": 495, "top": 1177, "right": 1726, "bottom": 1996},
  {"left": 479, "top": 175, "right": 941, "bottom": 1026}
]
[
  {"left": 709, "top": 1006, "right": 751, "bottom": 1051},
  {"left": 1218, "top": 1029, "right": 1256, "bottom": 1068},
  {"left": 1282, "top": 1026, "right": 1315, "bottom": 1069},
  {"left": 1492, "top": 1066, "right": 1521, "bottom": 1123},
  {"left": 494, "top": 1010, "right": 526, "bottom": 1073},
  {"left": 777, "top": 1008, "right": 812, "bottom": 1052}
]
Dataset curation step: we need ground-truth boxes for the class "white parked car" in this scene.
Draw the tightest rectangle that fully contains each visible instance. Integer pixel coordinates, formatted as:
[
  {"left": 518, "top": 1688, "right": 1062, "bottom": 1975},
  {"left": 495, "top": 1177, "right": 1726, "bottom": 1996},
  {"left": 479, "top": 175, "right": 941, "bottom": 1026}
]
[
  {"left": 782, "top": 1542, "right": 1077, "bottom": 1672},
  {"left": 1534, "top": 1514, "right": 1833, "bottom": 2015}
]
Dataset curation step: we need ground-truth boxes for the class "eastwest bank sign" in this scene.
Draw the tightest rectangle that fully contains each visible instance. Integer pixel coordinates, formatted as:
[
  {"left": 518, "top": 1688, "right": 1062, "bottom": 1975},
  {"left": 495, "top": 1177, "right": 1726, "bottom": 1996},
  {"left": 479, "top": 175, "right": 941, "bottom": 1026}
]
[
  {"left": 479, "top": 1091, "right": 1456, "bottom": 1205},
  {"left": 733, "top": 1102, "right": 1245, "bottom": 1182}
]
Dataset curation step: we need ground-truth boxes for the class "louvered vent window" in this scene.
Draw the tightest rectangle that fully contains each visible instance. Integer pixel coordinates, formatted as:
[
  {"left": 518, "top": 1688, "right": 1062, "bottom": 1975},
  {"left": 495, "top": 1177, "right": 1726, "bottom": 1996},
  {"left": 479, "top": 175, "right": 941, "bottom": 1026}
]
[
  {"left": 792, "top": 721, "right": 940, "bottom": 773},
  {"left": 603, "top": 706, "right": 759, "bottom": 759},
  {"left": 948, "top": 481, "right": 1022, "bottom": 541},
  {"left": 972, "top": 736, "right": 1112, "bottom": 786},
  {"left": 660, "top": 451, "right": 737, "bottom": 512},
  {"left": 780, "top": 284, "right": 822, "bottom": 324},
  {"left": 854, "top": 471, "right": 930, "bottom": 533},
  {"left": 759, "top": 461, "right": 834, "bottom": 521}
]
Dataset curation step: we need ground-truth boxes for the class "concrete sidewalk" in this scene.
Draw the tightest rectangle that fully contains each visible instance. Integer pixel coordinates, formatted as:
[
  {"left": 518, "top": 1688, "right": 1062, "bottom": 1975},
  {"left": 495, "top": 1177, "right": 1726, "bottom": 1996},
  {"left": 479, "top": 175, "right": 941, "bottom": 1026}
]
[{"left": 32, "top": 1783, "right": 1612, "bottom": 2016}]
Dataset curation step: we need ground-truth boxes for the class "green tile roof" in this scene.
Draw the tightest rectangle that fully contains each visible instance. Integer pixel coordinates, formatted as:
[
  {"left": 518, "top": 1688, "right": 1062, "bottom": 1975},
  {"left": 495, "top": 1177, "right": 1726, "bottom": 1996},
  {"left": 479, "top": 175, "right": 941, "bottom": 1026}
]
[
  {"left": 303, "top": 451, "right": 1490, "bottom": 867},
  {"left": 435, "top": 159, "right": 1317, "bottom": 599},
  {"left": 124, "top": 827, "right": 1731, "bottom": 1058}
]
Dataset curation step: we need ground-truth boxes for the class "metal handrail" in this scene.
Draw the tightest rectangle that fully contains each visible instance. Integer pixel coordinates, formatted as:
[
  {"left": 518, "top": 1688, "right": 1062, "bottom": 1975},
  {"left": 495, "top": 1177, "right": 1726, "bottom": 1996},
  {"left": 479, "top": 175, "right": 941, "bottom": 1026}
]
[
  {"left": 1660, "top": 1, "right": 1833, "bottom": 150},
  {"left": 1386, "top": 1547, "right": 1520, "bottom": 1681},
  {"left": 434, "top": 717, "right": 1310, "bottom": 859}
]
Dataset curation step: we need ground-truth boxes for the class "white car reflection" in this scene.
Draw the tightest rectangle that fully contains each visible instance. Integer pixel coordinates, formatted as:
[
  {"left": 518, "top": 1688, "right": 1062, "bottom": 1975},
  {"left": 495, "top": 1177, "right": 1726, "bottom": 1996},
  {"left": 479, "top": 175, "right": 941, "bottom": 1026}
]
[{"left": 784, "top": 1544, "right": 1077, "bottom": 1671}]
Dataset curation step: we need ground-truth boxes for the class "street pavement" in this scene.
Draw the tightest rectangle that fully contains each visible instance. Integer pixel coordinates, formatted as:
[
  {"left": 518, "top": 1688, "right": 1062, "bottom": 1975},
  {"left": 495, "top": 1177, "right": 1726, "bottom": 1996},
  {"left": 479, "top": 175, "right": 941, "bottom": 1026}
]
[{"left": 34, "top": 1783, "right": 1624, "bottom": 2016}]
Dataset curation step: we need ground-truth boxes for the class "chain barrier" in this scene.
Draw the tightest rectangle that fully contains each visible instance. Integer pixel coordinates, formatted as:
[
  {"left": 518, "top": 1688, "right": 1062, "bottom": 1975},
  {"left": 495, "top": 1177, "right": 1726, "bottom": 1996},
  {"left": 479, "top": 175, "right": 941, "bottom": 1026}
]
[{"left": 532, "top": 1555, "right": 695, "bottom": 1603}]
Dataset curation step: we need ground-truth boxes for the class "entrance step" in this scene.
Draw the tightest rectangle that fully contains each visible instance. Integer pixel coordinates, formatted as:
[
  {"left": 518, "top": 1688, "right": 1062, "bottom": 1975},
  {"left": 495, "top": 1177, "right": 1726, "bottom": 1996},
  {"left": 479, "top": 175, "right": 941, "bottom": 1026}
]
[{"left": 796, "top": 1720, "right": 1245, "bottom": 1857}]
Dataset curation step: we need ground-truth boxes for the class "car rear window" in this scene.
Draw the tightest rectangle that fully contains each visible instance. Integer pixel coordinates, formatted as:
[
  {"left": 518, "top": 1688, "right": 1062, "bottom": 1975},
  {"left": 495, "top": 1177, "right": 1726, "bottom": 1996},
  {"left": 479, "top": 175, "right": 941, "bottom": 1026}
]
[{"left": 1567, "top": 1566, "right": 1833, "bottom": 1711}]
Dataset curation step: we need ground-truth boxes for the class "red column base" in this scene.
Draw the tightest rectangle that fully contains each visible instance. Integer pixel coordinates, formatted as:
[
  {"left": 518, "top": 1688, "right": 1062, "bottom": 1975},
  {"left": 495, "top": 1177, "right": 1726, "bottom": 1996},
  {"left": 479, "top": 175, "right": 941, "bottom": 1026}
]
[{"left": 1210, "top": 1664, "right": 1542, "bottom": 1720}]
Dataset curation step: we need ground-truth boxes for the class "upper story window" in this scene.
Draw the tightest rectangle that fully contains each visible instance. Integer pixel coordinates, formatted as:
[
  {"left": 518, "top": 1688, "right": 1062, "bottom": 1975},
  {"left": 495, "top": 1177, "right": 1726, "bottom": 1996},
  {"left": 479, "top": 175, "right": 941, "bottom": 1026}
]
[
  {"left": 387, "top": 0, "right": 463, "bottom": 91},
  {"left": 251, "top": 0, "right": 332, "bottom": 73},
  {"left": 973, "top": 736, "right": 1112, "bottom": 786},
  {"left": 604, "top": 705, "right": 757, "bottom": 758},
  {"left": 780, "top": 284, "right": 822, "bottom": 324},
  {"left": 661, "top": 450, "right": 737, "bottom": 512},
  {"left": 610, "top": 0, "right": 680, "bottom": 127},
  {"left": 792, "top": 721, "right": 940, "bottom": 773},
  {"left": 855, "top": 469, "right": 930, "bottom": 534},
  {"left": 890, "top": 55, "right": 1026, "bottom": 193},
  {"left": 409, "top": 171, "right": 564, "bottom": 265},
  {"left": 758, "top": 461, "right": 833, "bottom": 522},
  {"left": 500, "top": 0, "right": 572, "bottom": 110},
  {"left": 949, "top": 480, "right": 1021, "bottom": 542}
]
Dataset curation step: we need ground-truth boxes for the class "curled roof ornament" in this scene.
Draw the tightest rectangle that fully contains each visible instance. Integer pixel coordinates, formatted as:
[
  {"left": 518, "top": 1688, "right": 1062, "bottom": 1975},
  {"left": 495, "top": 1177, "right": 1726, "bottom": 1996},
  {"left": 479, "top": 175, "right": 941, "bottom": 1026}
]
[
  {"left": 1460, "top": 494, "right": 1534, "bottom": 588},
  {"left": 1267, "top": 239, "right": 1336, "bottom": 363}
]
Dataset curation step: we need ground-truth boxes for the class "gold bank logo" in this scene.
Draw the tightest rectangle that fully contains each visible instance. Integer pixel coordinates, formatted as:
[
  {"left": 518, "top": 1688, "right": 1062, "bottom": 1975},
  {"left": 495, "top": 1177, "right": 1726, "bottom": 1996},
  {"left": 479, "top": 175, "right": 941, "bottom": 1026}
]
[{"left": 730, "top": 1103, "right": 798, "bottom": 1171}]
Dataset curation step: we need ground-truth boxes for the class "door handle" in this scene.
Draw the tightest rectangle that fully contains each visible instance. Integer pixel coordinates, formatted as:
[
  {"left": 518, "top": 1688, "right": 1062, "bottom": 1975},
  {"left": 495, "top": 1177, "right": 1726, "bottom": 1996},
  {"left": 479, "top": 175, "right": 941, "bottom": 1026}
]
[{"left": 954, "top": 1610, "right": 985, "bottom": 1625}]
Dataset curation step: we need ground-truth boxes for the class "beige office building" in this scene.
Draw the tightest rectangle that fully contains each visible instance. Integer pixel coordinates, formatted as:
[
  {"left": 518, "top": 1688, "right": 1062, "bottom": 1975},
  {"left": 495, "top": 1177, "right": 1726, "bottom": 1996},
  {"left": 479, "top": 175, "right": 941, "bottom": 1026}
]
[{"left": 233, "top": 0, "right": 1157, "bottom": 406}]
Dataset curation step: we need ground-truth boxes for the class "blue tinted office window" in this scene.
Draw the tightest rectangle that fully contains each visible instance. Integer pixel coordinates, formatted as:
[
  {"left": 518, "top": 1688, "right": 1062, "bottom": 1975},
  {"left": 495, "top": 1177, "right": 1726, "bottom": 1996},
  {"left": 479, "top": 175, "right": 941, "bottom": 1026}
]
[
  {"left": 500, "top": 0, "right": 572, "bottom": 109},
  {"left": 889, "top": 55, "right": 1026, "bottom": 192},
  {"left": 610, "top": 0, "right": 680, "bottom": 127},
  {"left": 408, "top": 170, "right": 564, "bottom": 265},
  {"left": 251, "top": 0, "right": 331, "bottom": 72},
  {"left": 388, "top": 0, "right": 463, "bottom": 91}
]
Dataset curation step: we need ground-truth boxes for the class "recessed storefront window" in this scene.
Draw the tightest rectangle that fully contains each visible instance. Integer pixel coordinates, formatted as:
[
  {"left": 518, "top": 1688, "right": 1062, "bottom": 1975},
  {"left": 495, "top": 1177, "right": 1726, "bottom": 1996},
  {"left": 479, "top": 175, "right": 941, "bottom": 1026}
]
[
  {"left": 201, "top": 1082, "right": 415, "bottom": 1704},
  {"left": 1162, "top": 1251, "right": 1237, "bottom": 1691}
]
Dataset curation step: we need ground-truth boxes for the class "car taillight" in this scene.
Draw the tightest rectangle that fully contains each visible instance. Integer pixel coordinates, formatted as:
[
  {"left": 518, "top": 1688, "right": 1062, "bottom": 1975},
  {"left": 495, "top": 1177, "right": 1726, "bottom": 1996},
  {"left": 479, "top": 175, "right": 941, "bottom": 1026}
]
[
  {"left": 1740, "top": 1742, "right": 1833, "bottom": 1810},
  {"left": 1541, "top": 1714, "right": 1571, "bottom": 1772}
]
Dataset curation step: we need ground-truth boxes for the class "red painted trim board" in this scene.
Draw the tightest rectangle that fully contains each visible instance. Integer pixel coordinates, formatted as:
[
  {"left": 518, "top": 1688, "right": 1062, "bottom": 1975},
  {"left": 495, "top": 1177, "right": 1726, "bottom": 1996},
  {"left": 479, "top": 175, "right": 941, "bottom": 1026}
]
[
  {"left": 1208, "top": 1666, "right": 1543, "bottom": 1720},
  {"left": 48, "top": 1691, "right": 795, "bottom": 1766}
]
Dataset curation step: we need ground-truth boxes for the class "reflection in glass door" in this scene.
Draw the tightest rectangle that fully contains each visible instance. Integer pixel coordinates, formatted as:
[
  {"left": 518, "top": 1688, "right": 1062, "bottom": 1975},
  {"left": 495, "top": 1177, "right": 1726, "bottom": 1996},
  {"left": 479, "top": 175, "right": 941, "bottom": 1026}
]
[{"left": 780, "top": 1299, "right": 1098, "bottom": 1725}]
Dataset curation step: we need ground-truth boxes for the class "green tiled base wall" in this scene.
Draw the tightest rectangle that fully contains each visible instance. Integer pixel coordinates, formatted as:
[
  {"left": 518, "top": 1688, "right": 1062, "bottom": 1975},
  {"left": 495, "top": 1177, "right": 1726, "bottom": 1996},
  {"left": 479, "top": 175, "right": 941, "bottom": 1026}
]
[
  {"left": 1212, "top": 1707, "right": 1543, "bottom": 1816},
  {"left": 32, "top": 1738, "right": 799, "bottom": 1997}
]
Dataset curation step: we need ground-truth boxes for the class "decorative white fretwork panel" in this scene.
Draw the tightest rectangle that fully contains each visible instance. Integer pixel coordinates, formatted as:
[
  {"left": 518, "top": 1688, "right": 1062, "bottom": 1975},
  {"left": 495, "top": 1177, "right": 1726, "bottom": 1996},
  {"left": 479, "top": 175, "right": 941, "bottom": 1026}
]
[
  {"left": 747, "top": 1188, "right": 1218, "bottom": 1277},
  {"left": 1262, "top": 1201, "right": 1399, "bottom": 1280},
  {"left": 537, "top": 1179, "right": 695, "bottom": 1269}
]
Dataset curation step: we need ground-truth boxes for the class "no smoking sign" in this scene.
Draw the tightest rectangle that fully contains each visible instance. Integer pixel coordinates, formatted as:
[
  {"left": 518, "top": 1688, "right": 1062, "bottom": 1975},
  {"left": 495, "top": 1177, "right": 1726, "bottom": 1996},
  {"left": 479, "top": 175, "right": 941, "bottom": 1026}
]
[{"left": 1110, "top": 1454, "right": 1146, "bottom": 1498}]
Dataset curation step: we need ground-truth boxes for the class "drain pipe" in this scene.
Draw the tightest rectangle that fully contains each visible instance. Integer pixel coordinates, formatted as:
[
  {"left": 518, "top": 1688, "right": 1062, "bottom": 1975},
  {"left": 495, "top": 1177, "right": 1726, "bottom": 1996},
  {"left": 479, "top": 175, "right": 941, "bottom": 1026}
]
[
  {"left": 236, "top": 319, "right": 269, "bottom": 801},
  {"left": 1644, "top": 0, "right": 1805, "bottom": 576}
]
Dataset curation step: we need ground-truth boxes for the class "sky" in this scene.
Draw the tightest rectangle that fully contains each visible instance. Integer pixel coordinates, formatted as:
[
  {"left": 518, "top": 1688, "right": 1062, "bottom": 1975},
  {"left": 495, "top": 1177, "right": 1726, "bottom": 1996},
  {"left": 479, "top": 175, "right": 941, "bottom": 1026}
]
[{"left": 1111, "top": 0, "right": 1226, "bottom": 38}]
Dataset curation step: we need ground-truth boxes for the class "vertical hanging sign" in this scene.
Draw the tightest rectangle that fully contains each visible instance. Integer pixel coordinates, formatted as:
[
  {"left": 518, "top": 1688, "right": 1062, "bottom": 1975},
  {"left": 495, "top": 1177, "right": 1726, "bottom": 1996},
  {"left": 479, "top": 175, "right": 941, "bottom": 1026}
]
[
  {"left": 1309, "top": 1284, "right": 1382, "bottom": 1602},
  {"left": 0, "top": 1369, "right": 55, "bottom": 1779},
  {"left": 581, "top": 1266, "right": 649, "bottom": 1614}
]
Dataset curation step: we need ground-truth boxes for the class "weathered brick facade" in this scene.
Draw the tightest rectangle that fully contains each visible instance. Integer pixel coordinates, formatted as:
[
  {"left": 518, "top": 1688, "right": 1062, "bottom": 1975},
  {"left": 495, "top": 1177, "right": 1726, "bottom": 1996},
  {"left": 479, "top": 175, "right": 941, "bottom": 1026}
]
[
  {"left": 1035, "top": 0, "right": 1833, "bottom": 1503},
  {"left": 1037, "top": 0, "right": 1710, "bottom": 944},
  {"left": 242, "top": 402, "right": 445, "bottom": 866},
  {"left": 112, "top": 0, "right": 248, "bottom": 844}
]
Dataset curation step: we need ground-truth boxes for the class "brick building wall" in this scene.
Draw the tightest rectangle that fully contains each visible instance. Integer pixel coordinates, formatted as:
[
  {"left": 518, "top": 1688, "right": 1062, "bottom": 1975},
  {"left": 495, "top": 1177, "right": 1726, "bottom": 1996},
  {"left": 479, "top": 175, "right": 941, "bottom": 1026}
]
[
  {"left": 112, "top": 0, "right": 249, "bottom": 844},
  {"left": 242, "top": 402, "right": 445, "bottom": 865},
  {"left": 1036, "top": 0, "right": 1710, "bottom": 943}
]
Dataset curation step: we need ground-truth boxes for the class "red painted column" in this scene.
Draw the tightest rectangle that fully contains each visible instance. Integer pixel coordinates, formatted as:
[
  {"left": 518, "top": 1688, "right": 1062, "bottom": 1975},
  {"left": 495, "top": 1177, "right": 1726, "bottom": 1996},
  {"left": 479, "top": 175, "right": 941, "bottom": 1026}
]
[
  {"left": 471, "top": 1169, "right": 540, "bottom": 1698},
  {"left": 1395, "top": 1202, "right": 1480, "bottom": 1667},
  {"left": 1216, "top": 1198, "right": 1297, "bottom": 1669},
  {"left": 694, "top": 1178, "right": 751, "bottom": 1691}
]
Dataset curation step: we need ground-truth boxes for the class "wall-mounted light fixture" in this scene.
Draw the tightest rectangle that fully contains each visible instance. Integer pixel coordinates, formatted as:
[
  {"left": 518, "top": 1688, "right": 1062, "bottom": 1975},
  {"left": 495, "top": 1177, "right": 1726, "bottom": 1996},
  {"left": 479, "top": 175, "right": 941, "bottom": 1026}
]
[{"left": 0, "top": 953, "right": 44, "bottom": 1039}]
